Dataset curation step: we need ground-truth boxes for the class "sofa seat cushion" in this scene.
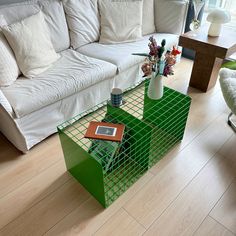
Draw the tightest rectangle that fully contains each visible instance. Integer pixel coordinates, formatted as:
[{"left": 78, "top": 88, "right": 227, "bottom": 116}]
[
  {"left": 77, "top": 33, "right": 179, "bottom": 73},
  {"left": 1, "top": 49, "right": 117, "bottom": 118},
  {"left": 0, "top": 89, "right": 13, "bottom": 114}
]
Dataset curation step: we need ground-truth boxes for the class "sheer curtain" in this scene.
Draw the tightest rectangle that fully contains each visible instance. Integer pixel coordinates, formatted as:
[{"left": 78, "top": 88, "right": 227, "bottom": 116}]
[
  {"left": 199, "top": 0, "right": 236, "bottom": 60},
  {"left": 203, "top": 0, "right": 236, "bottom": 31}
]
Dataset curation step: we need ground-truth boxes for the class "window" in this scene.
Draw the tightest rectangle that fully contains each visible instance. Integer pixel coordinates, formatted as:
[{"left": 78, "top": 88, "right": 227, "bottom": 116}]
[{"left": 203, "top": 0, "right": 236, "bottom": 31}]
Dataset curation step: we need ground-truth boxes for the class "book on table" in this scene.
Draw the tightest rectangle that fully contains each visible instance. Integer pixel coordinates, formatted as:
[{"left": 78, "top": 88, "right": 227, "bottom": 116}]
[
  {"left": 88, "top": 139, "right": 122, "bottom": 172},
  {"left": 84, "top": 121, "right": 125, "bottom": 142},
  {"left": 85, "top": 120, "right": 126, "bottom": 172}
]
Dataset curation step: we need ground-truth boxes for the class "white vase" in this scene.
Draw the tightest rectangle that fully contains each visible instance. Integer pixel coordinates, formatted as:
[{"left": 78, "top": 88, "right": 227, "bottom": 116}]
[
  {"left": 147, "top": 74, "right": 163, "bottom": 100},
  {"left": 192, "top": 1, "right": 205, "bottom": 21},
  {"left": 189, "top": 1, "right": 205, "bottom": 36}
]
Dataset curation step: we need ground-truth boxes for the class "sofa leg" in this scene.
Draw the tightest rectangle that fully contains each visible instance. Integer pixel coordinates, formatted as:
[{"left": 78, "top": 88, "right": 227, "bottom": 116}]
[{"left": 228, "top": 112, "right": 236, "bottom": 132}]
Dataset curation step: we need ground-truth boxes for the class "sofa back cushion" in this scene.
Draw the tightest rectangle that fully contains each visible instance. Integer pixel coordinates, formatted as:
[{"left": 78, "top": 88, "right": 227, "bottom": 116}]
[
  {"left": 99, "top": 0, "right": 143, "bottom": 44},
  {"left": 0, "top": 0, "right": 39, "bottom": 24},
  {"left": 38, "top": 0, "right": 70, "bottom": 52},
  {"left": 63, "top": 0, "right": 100, "bottom": 49},
  {"left": 2, "top": 11, "right": 60, "bottom": 78},
  {"left": 142, "top": 0, "right": 155, "bottom": 35},
  {"left": 154, "top": 0, "right": 187, "bottom": 34},
  {"left": 0, "top": 15, "right": 20, "bottom": 87},
  {"left": 0, "top": 0, "right": 70, "bottom": 53}
]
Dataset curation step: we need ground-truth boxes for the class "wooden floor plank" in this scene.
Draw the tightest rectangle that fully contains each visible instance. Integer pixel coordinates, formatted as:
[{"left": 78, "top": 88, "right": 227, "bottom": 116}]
[
  {"left": 144, "top": 153, "right": 235, "bottom": 236},
  {"left": 210, "top": 180, "right": 236, "bottom": 234},
  {"left": 0, "top": 160, "right": 70, "bottom": 229},
  {"left": 94, "top": 208, "right": 145, "bottom": 236},
  {"left": 124, "top": 114, "right": 233, "bottom": 228},
  {"left": 183, "top": 89, "right": 228, "bottom": 145},
  {"left": 218, "top": 134, "right": 236, "bottom": 160},
  {"left": 0, "top": 179, "right": 90, "bottom": 236},
  {"left": 0, "top": 58, "right": 234, "bottom": 235},
  {"left": 194, "top": 216, "right": 235, "bottom": 236},
  {"left": 0, "top": 134, "right": 47, "bottom": 174},
  {"left": 0, "top": 138, "right": 64, "bottom": 199},
  {"left": 44, "top": 172, "right": 153, "bottom": 236}
]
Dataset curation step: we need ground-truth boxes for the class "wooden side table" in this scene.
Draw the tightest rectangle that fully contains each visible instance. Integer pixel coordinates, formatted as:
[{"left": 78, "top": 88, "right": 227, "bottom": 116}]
[{"left": 179, "top": 26, "right": 236, "bottom": 92}]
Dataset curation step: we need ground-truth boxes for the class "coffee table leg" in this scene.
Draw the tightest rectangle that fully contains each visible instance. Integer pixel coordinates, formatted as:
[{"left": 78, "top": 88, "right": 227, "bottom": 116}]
[{"left": 189, "top": 52, "right": 223, "bottom": 92}]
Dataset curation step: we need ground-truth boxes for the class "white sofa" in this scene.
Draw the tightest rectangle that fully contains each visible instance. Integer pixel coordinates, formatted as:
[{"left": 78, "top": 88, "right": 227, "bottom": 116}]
[{"left": 0, "top": 0, "right": 189, "bottom": 153}]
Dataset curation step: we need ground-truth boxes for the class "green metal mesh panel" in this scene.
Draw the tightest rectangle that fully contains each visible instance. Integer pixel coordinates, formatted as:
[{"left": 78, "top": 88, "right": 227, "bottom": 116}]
[{"left": 58, "top": 80, "right": 191, "bottom": 207}]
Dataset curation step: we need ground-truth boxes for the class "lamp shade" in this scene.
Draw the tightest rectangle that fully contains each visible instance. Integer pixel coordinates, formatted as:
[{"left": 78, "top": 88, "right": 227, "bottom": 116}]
[
  {"left": 207, "top": 9, "right": 231, "bottom": 37},
  {"left": 207, "top": 9, "right": 231, "bottom": 24}
]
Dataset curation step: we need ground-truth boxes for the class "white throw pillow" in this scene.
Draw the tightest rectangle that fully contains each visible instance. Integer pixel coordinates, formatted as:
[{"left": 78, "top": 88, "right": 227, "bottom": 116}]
[
  {"left": 0, "top": 15, "right": 20, "bottom": 87},
  {"left": 2, "top": 11, "right": 60, "bottom": 78},
  {"left": 63, "top": 0, "right": 100, "bottom": 49},
  {"left": 99, "top": 0, "right": 143, "bottom": 44},
  {"left": 142, "top": 0, "right": 155, "bottom": 35}
]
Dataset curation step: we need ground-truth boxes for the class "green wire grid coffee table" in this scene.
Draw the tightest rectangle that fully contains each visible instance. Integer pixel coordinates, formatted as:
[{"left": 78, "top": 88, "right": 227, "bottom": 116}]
[{"left": 58, "top": 81, "right": 191, "bottom": 207}]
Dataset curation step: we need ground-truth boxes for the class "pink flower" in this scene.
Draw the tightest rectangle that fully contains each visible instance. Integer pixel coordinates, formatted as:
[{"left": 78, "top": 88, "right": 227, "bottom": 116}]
[
  {"left": 148, "top": 36, "right": 159, "bottom": 57},
  {"left": 165, "top": 54, "right": 176, "bottom": 66},
  {"left": 133, "top": 36, "right": 177, "bottom": 78},
  {"left": 142, "top": 63, "right": 153, "bottom": 77}
]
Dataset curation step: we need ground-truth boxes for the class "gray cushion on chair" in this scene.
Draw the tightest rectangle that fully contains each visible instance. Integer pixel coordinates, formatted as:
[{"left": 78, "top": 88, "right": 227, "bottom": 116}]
[{"left": 219, "top": 68, "right": 236, "bottom": 115}]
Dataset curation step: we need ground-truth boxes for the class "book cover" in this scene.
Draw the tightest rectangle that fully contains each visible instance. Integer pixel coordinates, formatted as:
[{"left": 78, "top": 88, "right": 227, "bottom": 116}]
[
  {"left": 84, "top": 121, "right": 125, "bottom": 142},
  {"left": 88, "top": 139, "right": 121, "bottom": 173}
]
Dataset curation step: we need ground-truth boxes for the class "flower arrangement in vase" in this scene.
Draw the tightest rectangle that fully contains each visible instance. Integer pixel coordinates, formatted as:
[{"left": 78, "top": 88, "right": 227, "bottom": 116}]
[{"left": 133, "top": 36, "right": 181, "bottom": 99}]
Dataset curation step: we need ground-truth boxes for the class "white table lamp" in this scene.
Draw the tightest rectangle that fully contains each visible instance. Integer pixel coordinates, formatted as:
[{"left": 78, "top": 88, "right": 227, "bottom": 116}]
[{"left": 207, "top": 9, "right": 231, "bottom": 37}]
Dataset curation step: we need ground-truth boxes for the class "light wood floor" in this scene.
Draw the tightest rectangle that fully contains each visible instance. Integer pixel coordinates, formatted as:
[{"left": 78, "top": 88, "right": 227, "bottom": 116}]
[{"left": 0, "top": 58, "right": 235, "bottom": 236}]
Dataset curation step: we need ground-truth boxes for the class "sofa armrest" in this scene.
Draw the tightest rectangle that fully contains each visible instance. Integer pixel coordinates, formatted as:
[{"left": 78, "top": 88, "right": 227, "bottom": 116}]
[
  {"left": 0, "top": 89, "right": 13, "bottom": 116},
  {"left": 154, "top": 0, "right": 189, "bottom": 35}
]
